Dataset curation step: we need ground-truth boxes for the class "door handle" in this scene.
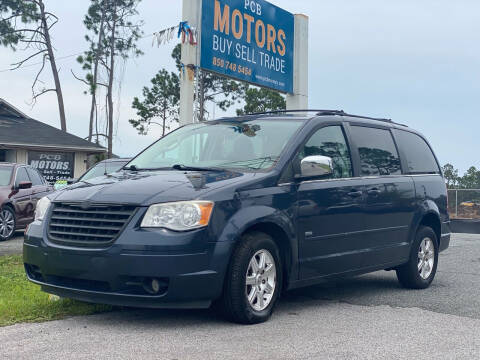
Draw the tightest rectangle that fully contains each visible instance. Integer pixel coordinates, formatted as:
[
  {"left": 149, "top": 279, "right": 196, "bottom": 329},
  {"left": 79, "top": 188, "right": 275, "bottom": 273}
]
[
  {"left": 347, "top": 190, "right": 363, "bottom": 198},
  {"left": 367, "top": 188, "right": 381, "bottom": 196}
]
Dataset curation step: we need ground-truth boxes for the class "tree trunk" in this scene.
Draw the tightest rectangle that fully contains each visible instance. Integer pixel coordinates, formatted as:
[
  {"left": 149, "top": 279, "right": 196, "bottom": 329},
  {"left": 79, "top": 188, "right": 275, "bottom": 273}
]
[
  {"left": 38, "top": 0, "right": 67, "bottom": 132},
  {"left": 88, "top": 10, "right": 105, "bottom": 143},
  {"left": 106, "top": 0, "right": 117, "bottom": 158}
]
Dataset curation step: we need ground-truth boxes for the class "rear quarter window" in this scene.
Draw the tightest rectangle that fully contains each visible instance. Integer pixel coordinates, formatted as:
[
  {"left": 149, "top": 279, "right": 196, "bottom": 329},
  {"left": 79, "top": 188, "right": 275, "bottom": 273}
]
[
  {"left": 395, "top": 130, "right": 440, "bottom": 174},
  {"left": 350, "top": 126, "right": 402, "bottom": 176}
]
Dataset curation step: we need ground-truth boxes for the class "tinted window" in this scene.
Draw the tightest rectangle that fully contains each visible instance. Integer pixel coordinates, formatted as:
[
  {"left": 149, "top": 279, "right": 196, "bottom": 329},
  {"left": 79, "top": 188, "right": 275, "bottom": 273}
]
[
  {"left": 350, "top": 126, "right": 401, "bottom": 176},
  {"left": 395, "top": 130, "right": 440, "bottom": 174},
  {"left": 27, "top": 168, "right": 44, "bottom": 186},
  {"left": 15, "top": 167, "right": 30, "bottom": 187},
  {"left": 0, "top": 166, "right": 13, "bottom": 186},
  {"left": 299, "top": 126, "right": 353, "bottom": 179}
]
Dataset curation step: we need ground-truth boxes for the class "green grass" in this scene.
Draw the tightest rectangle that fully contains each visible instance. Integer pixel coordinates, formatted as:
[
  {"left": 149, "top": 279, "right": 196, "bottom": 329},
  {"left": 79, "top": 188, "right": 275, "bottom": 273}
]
[{"left": 0, "top": 255, "right": 112, "bottom": 327}]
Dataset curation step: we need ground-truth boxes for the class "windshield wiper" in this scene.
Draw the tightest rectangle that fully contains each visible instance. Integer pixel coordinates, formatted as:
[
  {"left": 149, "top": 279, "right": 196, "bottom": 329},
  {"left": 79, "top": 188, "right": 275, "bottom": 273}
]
[
  {"left": 218, "top": 156, "right": 280, "bottom": 170},
  {"left": 171, "top": 164, "right": 223, "bottom": 172}
]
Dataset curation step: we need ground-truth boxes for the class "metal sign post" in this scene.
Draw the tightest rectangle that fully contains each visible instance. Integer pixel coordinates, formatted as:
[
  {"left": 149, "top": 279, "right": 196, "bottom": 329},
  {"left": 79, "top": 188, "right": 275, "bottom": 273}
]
[
  {"left": 286, "top": 14, "right": 309, "bottom": 110},
  {"left": 179, "top": 0, "right": 202, "bottom": 126}
]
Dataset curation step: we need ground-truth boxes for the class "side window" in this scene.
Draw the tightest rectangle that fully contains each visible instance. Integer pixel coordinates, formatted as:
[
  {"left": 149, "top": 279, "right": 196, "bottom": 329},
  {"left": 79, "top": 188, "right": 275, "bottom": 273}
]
[
  {"left": 395, "top": 130, "right": 440, "bottom": 174},
  {"left": 350, "top": 126, "right": 402, "bottom": 176},
  {"left": 299, "top": 126, "right": 353, "bottom": 179},
  {"left": 15, "top": 167, "right": 30, "bottom": 187},
  {"left": 27, "top": 168, "right": 43, "bottom": 186}
]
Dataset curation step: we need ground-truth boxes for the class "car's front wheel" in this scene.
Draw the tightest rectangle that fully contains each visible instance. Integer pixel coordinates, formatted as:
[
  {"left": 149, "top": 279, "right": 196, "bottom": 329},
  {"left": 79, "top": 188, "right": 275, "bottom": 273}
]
[
  {"left": 0, "top": 207, "right": 16, "bottom": 241},
  {"left": 220, "top": 231, "right": 282, "bottom": 324},
  {"left": 396, "top": 226, "right": 439, "bottom": 289}
]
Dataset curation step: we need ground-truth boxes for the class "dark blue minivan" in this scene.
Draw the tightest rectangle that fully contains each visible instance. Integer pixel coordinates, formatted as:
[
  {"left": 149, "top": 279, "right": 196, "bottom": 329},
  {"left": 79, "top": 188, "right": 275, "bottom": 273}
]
[{"left": 24, "top": 111, "right": 450, "bottom": 324}]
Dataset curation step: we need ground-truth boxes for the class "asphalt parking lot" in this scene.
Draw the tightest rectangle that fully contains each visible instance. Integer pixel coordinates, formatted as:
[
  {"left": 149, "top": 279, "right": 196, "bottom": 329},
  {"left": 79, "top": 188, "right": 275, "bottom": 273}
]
[
  {"left": 0, "top": 232, "right": 23, "bottom": 256},
  {"left": 1, "top": 233, "right": 479, "bottom": 359}
]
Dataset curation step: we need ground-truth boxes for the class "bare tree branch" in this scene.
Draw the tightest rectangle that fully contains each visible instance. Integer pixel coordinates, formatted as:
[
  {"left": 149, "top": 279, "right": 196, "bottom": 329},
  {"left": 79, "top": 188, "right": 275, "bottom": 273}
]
[
  {"left": 84, "top": 133, "right": 108, "bottom": 140},
  {"left": 32, "top": 88, "right": 56, "bottom": 103},
  {"left": 8, "top": 28, "right": 45, "bottom": 37},
  {"left": 19, "top": 39, "right": 47, "bottom": 46},
  {"left": 1, "top": 14, "right": 20, "bottom": 22},
  {"left": 44, "top": 12, "right": 58, "bottom": 20},
  {"left": 98, "top": 57, "right": 111, "bottom": 73},
  {"left": 31, "top": 53, "right": 47, "bottom": 91},
  {"left": 71, "top": 69, "right": 90, "bottom": 86},
  {"left": 47, "top": 17, "right": 58, "bottom": 31},
  {"left": 10, "top": 49, "right": 47, "bottom": 70}
]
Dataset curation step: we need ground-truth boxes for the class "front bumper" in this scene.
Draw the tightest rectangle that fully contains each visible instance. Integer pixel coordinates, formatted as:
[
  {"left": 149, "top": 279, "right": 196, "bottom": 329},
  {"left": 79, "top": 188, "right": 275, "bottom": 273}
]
[{"left": 23, "top": 219, "right": 234, "bottom": 309}]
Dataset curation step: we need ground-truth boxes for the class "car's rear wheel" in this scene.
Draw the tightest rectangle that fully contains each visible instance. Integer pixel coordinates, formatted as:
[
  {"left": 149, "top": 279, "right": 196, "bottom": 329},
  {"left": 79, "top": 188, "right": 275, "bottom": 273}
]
[
  {"left": 220, "top": 231, "right": 282, "bottom": 324},
  {"left": 396, "top": 226, "right": 438, "bottom": 289},
  {"left": 0, "top": 207, "right": 16, "bottom": 241}
]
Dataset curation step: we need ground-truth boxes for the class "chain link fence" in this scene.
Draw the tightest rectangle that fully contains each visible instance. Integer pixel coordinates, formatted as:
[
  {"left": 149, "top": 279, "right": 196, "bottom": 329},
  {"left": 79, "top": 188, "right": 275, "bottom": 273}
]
[{"left": 448, "top": 189, "right": 480, "bottom": 219}]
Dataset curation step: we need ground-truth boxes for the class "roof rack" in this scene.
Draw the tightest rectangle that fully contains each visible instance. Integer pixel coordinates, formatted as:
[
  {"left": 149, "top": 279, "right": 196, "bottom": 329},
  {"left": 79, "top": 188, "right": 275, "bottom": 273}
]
[
  {"left": 242, "top": 109, "right": 403, "bottom": 126},
  {"left": 243, "top": 109, "right": 341, "bottom": 116}
]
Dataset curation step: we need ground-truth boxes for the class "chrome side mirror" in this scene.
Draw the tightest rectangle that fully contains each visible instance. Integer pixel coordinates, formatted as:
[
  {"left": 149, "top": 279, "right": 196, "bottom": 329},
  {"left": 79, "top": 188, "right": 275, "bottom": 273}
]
[{"left": 298, "top": 155, "right": 334, "bottom": 179}]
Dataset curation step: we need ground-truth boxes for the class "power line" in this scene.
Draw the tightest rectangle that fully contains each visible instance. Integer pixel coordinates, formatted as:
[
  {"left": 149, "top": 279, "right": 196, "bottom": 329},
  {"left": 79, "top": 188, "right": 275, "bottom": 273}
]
[
  {"left": 0, "top": 33, "right": 155, "bottom": 73},
  {"left": 0, "top": 52, "right": 83, "bottom": 73}
]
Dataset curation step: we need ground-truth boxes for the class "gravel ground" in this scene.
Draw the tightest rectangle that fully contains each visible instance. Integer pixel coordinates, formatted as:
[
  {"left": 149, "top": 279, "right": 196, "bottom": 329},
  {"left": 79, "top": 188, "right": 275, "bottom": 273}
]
[{"left": 0, "top": 233, "right": 479, "bottom": 359}]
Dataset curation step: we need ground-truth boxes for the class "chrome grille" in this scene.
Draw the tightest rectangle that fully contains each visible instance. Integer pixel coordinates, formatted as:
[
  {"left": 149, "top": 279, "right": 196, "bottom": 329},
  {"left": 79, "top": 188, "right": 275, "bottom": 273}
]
[{"left": 48, "top": 203, "right": 137, "bottom": 247}]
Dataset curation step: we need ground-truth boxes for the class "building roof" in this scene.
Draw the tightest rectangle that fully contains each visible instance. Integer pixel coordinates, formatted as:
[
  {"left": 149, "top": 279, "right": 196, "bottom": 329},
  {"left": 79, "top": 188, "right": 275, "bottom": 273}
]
[{"left": 0, "top": 98, "right": 105, "bottom": 153}]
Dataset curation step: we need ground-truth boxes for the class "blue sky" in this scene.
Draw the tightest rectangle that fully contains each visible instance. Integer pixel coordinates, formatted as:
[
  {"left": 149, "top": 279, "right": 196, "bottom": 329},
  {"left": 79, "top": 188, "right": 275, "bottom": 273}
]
[{"left": 0, "top": 0, "right": 478, "bottom": 174}]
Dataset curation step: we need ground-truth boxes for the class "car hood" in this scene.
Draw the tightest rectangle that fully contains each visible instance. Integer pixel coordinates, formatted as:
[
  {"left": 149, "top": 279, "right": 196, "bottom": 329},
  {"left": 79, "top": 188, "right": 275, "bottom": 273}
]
[{"left": 51, "top": 169, "right": 253, "bottom": 206}]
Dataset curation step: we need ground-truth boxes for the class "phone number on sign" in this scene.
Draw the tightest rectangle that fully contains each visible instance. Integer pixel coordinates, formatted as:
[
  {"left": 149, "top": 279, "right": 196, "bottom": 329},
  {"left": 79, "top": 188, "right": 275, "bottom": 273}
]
[{"left": 212, "top": 57, "right": 252, "bottom": 76}]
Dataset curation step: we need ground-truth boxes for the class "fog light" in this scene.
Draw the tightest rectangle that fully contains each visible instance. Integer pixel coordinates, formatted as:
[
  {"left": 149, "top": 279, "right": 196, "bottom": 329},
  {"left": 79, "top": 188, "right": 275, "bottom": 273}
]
[
  {"left": 140, "top": 277, "right": 168, "bottom": 295},
  {"left": 142, "top": 278, "right": 161, "bottom": 294},
  {"left": 151, "top": 279, "right": 160, "bottom": 293}
]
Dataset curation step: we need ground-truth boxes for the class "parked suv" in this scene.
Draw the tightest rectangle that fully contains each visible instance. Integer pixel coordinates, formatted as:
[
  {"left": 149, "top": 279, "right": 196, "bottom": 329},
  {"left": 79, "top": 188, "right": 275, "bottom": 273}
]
[
  {"left": 0, "top": 163, "right": 52, "bottom": 241},
  {"left": 24, "top": 111, "right": 450, "bottom": 323}
]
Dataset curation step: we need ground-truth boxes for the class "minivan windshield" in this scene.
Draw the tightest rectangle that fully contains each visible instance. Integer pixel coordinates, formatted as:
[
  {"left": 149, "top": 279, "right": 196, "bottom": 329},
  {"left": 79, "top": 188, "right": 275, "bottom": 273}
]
[
  {"left": 0, "top": 166, "right": 13, "bottom": 186},
  {"left": 127, "top": 119, "right": 305, "bottom": 171}
]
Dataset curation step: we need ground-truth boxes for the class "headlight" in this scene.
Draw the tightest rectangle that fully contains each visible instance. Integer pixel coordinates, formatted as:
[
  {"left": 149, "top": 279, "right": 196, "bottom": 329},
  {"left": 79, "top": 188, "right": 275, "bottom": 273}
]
[
  {"left": 35, "top": 196, "right": 51, "bottom": 221},
  {"left": 141, "top": 201, "right": 214, "bottom": 231}
]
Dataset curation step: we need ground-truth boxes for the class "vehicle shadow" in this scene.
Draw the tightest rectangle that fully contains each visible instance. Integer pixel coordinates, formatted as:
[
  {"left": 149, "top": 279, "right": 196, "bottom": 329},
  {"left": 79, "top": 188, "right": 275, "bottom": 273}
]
[
  {"left": 282, "top": 271, "right": 401, "bottom": 304},
  {"left": 88, "top": 271, "right": 405, "bottom": 327}
]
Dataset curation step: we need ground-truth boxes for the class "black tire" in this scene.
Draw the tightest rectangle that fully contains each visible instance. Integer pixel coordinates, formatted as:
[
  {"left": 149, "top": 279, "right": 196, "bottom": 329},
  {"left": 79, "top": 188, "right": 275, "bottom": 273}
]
[
  {"left": 0, "top": 206, "right": 16, "bottom": 241},
  {"left": 220, "top": 231, "right": 282, "bottom": 324},
  {"left": 396, "top": 226, "right": 439, "bottom": 289}
]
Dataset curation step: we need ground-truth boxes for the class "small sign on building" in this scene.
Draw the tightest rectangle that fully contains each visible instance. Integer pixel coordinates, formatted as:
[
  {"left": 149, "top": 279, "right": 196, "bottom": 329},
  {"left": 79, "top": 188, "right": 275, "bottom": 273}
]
[
  {"left": 28, "top": 151, "right": 75, "bottom": 183},
  {"left": 200, "top": 0, "right": 294, "bottom": 93}
]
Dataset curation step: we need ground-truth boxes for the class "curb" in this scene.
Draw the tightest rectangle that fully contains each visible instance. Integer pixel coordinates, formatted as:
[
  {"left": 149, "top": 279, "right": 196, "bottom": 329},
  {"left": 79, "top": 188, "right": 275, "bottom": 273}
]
[{"left": 451, "top": 219, "right": 480, "bottom": 235}]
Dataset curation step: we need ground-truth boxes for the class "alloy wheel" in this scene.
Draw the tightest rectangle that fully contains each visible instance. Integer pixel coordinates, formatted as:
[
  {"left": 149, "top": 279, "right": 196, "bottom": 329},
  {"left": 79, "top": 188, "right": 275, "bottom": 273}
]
[
  {"left": 0, "top": 209, "right": 15, "bottom": 239},
  {"left": 418, "top": 237, "right": 435, "bottom": 280},
  {"left": 245, "top": 249, "right": 277, "bottom": 311}
]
